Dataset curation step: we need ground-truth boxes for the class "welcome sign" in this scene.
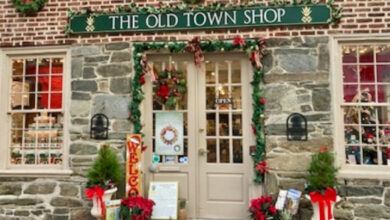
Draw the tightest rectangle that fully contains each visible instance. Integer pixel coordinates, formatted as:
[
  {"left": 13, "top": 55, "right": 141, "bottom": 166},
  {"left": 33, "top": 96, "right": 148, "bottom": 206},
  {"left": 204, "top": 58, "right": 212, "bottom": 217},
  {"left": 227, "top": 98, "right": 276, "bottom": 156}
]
[
  {"left": 69, "top": 5, "right": 333, "bottom": 34},
  {"left": 126, "top": 134, "right": 142, "bottom": 197}
]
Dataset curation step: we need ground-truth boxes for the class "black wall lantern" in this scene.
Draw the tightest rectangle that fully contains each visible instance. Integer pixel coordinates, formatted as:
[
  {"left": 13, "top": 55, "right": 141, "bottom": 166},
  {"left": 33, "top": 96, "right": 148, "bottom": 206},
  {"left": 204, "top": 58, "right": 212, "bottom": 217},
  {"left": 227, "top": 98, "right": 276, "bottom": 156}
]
[
  {"left": 286, "top": 113, "right": 308, "bottom": 141},
  {"left": 90, "top": 114, "right": 109, "bottom": 140}
]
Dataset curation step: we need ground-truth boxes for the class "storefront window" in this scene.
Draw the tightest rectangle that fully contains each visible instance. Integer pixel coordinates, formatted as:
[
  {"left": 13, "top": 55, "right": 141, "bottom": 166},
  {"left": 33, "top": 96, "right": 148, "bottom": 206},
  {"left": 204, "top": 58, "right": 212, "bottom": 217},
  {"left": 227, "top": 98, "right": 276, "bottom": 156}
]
[
  {"left": 342, "top": 44, "right": 390, "bottom": 165},
  {"left": 9, "top": 57, "right": 64, "bottom": 166}
]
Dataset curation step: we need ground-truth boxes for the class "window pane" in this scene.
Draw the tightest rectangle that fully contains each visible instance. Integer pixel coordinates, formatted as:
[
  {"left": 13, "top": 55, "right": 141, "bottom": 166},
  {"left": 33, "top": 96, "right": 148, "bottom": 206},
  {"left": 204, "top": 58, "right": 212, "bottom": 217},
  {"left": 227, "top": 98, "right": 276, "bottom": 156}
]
[
  {"left": 346, "top": 146, "right": 361, "bottom": 165},
  {"left": 359, "top": 45, "right": 374, "bottom": 63},
  {"left": 359, "top": 65, "right": 375, "bottom": 83},
  {"left": 378, "top": 85, "right": 390, "bottom": 103},
  {"left": 342, "top": 46, "right": 357, "bottom": 63},
  {"left": 376, "top": 45, "right": 390, "bottom": 62},
  {"left": 231, "top": 61, "right": 241, "bottom": 83},
  {"left": 218, "top": 86, "right": 229, "bottom": 110},
  {"left": 207, "top": 139, "right": 217, "bottom": 163},
  {"left": 343, "top": 65, "right": 358, "bottom": 83},
  {"left": 377, "top": 65, "right": 390, "bottom": 83},
  {"left": 206, "top": 62, "right": 216, "bottom": 84},
  {"left": 343, "top": 85, "right": 358, "bottom": 103},
  {"left": 206, "top": 87, "right": 216, "bottom": 110},
  {"left": 207, "top": 113, "right": 216, "bottom": 136},
  {"left": 51, "top": 58, "right": 64, "bottom": 75},
  {"left": 345, "top": 126, "right": 359, "bottom": 145},
  {"left": 233, "top": 139, "right": 243, "bottom": 164},
  {"left": 232, "top": 114, "right": 242, "bottom": 136},
  {"left": 360, "top": 85, "right": 376, "bottom": 103},
  {"left": 363, "top": 146, "right": 377, "bottom": 165},
  {"left": 218, "top": 62, "right": 228, "bottom": 84},
  {"left": 232, "top": 87, "right": 242, "bottom": 110},
  {"left": 219, "top": 113, "right": 229, "bottom": 136},
  {"left": 219, "top": 139, "right": 230, "bottom": 163},
  {"left": 381, "top": 147, "right": 390, "bottom": 165}
]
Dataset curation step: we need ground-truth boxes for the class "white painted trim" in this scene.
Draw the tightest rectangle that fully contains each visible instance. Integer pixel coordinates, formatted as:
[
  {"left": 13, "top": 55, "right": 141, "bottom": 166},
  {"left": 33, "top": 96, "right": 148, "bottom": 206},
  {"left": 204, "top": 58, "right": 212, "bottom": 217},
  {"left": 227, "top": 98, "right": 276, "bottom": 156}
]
[
  {"left": 330, "top": 35, "right": 390, "bottom": 177},
  {"left": 0, "top": 46, "right": 72, "bottom": 175}
]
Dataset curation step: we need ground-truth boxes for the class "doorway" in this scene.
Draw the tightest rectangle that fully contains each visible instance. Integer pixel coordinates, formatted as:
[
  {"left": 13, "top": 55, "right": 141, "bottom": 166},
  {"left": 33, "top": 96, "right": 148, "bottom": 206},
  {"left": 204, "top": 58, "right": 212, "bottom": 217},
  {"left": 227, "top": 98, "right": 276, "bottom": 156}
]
[{"left": 143, "top": 53, "right": 252, "bottom": 219}]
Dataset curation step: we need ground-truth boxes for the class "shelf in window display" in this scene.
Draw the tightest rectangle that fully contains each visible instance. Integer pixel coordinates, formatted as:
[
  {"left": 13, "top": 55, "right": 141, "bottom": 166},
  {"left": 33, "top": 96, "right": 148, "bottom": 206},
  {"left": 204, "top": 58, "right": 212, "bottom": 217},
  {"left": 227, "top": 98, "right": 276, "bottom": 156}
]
[{"left": 28, "top": 123, "right": 63, "bottom": 129}]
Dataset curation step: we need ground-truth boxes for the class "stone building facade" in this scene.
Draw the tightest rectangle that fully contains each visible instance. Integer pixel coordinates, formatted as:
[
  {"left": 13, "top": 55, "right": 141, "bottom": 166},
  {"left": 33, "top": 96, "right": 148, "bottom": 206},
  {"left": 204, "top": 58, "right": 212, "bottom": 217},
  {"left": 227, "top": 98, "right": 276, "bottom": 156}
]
[{"left": 0, "top": 0, "right": 390, "bottom": 220}]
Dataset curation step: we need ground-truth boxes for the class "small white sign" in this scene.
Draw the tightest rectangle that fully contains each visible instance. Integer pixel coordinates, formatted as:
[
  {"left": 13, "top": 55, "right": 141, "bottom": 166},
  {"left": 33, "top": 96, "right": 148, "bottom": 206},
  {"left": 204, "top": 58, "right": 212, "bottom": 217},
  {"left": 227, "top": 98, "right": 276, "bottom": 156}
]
[{"left": 149, "top": 182, "right": 178, "bottom": 220}]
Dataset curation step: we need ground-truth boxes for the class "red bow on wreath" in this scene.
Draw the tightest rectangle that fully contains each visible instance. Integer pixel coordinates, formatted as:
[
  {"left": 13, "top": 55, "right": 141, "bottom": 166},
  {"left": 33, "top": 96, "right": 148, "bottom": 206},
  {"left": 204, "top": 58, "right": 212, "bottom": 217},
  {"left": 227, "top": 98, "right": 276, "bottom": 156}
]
[
  {"left": 186, "top": 37, "right": 204, "bottom": 71},
  {"left": 86, "top": 185, "right": 106, "bottom": 216},
  {"left": 309, "top": 187, "right": 337, "bottom": 220}
]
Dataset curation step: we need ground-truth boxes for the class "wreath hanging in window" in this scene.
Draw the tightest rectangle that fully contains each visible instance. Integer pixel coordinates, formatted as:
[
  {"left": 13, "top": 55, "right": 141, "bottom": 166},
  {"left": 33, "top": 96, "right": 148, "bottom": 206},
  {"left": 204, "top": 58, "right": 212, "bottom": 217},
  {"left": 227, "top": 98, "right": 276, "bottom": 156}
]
[
  {"left": 160, "top": 125, "right": 178, "bottom": 145},
  {"left": 153, "top": 67, "right": 187, "bottom": 109},
  {"left": 11, "top": 0, "right": 47, "bottom": 14}
]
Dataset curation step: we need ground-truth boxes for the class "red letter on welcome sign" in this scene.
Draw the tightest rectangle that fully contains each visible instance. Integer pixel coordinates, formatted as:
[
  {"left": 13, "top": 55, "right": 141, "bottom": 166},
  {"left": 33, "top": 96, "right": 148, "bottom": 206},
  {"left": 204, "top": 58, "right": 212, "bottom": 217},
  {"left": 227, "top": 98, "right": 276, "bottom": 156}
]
[{"left": 126, "top": 134, "right": 142, "bottom": 196}]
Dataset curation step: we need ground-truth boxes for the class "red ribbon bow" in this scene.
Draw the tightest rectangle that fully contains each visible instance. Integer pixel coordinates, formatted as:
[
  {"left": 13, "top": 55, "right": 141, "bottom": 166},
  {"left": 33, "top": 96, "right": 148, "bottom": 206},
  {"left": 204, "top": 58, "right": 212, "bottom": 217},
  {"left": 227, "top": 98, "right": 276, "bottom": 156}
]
[
  {"left": 185, "top": 37, "right": 204, "bottom": 71},
  {"left": 86, "top": 185, "right": 105, "bottom": 216},
  {"left": 309, "top": 187, "right": 337, "bottom": 220}
]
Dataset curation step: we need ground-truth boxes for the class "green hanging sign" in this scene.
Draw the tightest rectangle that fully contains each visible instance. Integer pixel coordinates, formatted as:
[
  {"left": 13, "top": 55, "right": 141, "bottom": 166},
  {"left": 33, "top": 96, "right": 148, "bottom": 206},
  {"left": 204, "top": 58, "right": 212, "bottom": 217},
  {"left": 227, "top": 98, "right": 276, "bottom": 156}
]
[{"left": 68, "top": 4, "right": 337, "bottom": 34}]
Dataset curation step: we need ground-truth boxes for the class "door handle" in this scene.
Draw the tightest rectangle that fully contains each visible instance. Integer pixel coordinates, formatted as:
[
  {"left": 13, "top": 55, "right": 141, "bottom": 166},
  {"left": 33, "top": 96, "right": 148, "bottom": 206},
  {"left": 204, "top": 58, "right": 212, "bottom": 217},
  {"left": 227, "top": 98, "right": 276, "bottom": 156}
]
[{"left": 198, "top": 148, "right": 209, "bottom": 156}]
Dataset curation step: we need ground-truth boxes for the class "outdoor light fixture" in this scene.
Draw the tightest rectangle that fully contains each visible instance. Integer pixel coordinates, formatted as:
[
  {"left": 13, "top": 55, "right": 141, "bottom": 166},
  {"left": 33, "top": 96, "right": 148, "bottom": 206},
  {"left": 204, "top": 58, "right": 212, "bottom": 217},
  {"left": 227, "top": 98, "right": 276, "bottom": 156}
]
[
  {"left": 90, "top": 114, "right": 109, "bottom": 140},
  {"left": 286, "top": 113, "right": 308, "bottom": 141}
]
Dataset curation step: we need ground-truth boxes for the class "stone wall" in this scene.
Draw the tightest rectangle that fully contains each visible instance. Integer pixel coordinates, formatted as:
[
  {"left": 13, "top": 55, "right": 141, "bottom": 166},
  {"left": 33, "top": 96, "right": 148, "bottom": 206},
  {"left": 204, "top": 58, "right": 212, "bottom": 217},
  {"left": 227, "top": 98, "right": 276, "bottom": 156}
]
[{"left": 0, "top": 42, "right": 133, "bottom": 220}]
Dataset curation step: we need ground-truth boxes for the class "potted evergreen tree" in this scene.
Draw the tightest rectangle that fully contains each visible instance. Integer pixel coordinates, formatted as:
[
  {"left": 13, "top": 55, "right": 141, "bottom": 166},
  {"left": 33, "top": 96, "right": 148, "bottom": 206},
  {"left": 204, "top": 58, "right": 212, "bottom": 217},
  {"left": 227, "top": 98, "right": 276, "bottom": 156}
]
[
  {"left": 305, "top": 147, "right": 339, "bottom": 220},
  {"left": 85, "top": 144, "right": 123, "bottom": 219}
]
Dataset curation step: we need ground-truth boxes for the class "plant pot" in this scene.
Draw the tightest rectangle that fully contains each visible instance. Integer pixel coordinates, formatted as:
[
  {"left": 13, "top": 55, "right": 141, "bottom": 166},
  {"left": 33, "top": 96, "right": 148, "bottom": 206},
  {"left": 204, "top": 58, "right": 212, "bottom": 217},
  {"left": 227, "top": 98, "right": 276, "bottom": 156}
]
[
  {"left": 178, "top": 209, "right": 187, "bottom": 220},
  {"left": 91, "top": 187, "right": 117, "bottom": 219},
  {"left": 305, "top": 194, "right": 340, "bottom": 220}
]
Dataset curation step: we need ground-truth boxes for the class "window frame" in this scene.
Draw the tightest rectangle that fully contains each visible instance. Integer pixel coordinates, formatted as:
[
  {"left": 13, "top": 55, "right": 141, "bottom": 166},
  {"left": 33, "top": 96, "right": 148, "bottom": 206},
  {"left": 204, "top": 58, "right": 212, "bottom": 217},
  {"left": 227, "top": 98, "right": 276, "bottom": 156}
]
[
  {"left": 331, "top": 35, "right": 390, "bottom": 180},
  {"left": 0, "top": 46, "right": 72, "bottom": 177}
]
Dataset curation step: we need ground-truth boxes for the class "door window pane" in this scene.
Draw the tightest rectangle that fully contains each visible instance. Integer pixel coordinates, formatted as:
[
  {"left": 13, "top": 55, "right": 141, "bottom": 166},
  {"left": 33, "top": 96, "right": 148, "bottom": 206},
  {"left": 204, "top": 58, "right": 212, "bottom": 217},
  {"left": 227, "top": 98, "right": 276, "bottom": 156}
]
[
  {"left": 219, "top": 139, "right": 230, "bottom": 163},
  {"left": 207, "top": 139, "right": 217, "bottom": 163},
  {"left": 233, "top": 139, "right": 243, "bottom": 163}
]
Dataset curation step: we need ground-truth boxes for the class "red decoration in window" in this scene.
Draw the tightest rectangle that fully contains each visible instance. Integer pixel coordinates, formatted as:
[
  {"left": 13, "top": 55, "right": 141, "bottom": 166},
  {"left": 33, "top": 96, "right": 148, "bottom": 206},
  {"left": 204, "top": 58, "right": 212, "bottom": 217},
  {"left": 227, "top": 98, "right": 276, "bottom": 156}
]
[{"left": 27, "top": 65, "right": 63, "bottom": 109}]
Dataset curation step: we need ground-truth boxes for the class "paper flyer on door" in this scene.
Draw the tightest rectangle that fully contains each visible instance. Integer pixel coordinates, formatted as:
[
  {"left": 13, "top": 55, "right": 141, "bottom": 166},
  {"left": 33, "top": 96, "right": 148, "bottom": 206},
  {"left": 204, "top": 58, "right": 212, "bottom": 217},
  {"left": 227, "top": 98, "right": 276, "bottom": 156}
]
[{"left": 155, "top": 112, "right": 184, "bottom": 155}]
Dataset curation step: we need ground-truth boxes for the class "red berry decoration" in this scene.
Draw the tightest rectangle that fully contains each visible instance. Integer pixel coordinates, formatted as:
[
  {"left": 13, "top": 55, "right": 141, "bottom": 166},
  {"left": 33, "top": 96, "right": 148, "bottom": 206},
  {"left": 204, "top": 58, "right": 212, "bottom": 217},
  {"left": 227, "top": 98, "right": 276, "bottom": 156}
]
[{"left": 259, "top": 97, "right": 266, "bottom": 105}]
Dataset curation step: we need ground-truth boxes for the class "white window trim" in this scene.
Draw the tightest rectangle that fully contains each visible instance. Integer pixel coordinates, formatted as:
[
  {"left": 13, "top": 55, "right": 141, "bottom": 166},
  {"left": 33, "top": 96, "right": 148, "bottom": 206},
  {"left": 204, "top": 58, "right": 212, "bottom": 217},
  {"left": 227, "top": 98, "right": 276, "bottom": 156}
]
[
  {"left": 331, "top": 35, "right": 390, "bottom": 180},
  {"left": 0, "top": 46, "right": 72, "bottom": 177}
]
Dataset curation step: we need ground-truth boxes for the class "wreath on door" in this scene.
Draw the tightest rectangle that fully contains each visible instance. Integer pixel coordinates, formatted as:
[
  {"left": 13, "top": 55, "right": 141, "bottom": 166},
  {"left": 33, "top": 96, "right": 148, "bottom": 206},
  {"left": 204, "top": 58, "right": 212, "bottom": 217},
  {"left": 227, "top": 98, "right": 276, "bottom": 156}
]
[
  {"left": 160, "top": 125, "right": 178, "bottom": 145},
  {"left": 153, "top": 67, "right": 187, "bottom": 109},
  {"left": 12, "top": 0, "right": 47, "bottom": 14}
]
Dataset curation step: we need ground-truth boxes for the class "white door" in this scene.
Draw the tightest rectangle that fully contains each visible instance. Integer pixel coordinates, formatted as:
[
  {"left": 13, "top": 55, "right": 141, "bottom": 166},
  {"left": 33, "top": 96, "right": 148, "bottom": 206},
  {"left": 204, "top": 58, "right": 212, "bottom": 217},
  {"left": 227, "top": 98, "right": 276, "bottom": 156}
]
[
  {"left": 144, "top": 54, "right": 251, "bottom": 219},
  {"left": 198, "top": 55, "right": 251, "bottom": 219}
]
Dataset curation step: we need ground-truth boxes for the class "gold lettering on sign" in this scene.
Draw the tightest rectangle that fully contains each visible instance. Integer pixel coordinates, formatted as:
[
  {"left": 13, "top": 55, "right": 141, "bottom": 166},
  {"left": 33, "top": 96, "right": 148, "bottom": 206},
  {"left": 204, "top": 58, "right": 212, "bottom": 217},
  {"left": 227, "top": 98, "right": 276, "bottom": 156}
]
[
  {"left": 301, "top": 7, "right": 312, "bottom": 23},
  {"left": 126, "top": 134, "right": 142, "bottom": 197}
]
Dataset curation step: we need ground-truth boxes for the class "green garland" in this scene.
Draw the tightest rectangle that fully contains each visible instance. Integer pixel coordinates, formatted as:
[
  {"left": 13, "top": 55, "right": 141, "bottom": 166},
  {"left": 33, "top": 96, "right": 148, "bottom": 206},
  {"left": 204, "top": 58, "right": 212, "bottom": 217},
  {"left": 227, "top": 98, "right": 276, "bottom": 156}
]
[
  {"left": 12, "top": 0, "right": 47, "bottom": 14},
  {"left": 129, "top": 37, "right": 267, "bottom": 183},
  {"left": 183, "top": 0, "right": 203, "bottom": 4},
  {"left": 64, "top": 0, "right": 342, "bottom": 36}
]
